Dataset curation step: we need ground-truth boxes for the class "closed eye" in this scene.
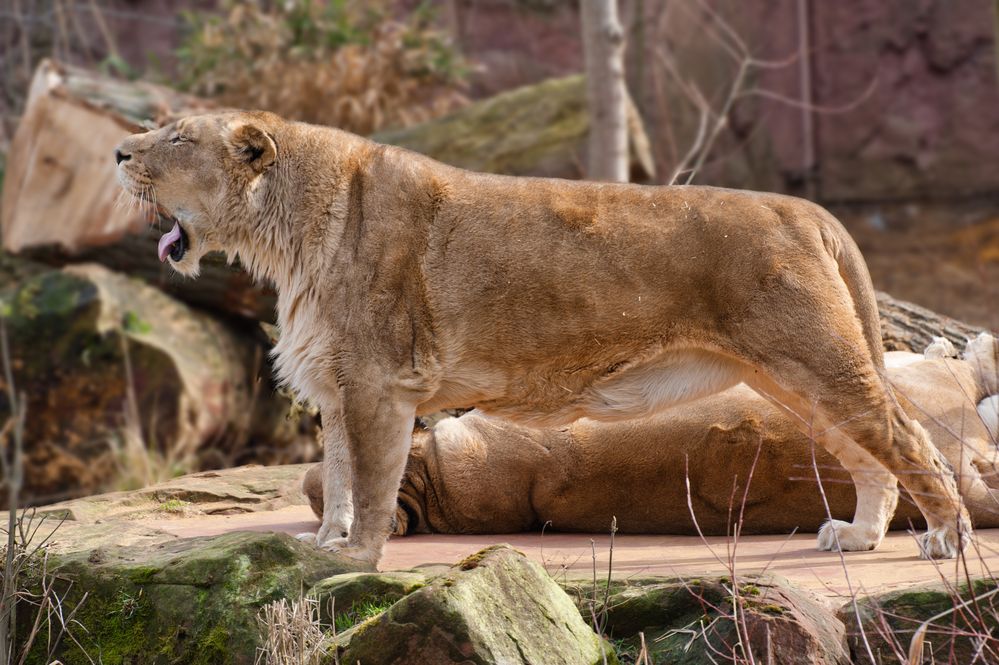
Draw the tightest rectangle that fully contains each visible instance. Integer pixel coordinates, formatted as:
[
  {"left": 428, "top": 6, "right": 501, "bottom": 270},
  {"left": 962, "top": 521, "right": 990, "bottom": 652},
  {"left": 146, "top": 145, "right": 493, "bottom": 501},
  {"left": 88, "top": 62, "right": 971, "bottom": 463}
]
[{"left": 170, "top": 135, "right": 189, "bottom": 145}]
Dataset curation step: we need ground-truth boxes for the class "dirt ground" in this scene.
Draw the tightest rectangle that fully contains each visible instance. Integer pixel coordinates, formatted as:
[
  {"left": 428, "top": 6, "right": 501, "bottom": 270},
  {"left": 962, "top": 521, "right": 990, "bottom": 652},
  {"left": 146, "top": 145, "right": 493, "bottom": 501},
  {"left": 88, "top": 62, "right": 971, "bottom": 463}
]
[{"left": 835, "top": 202, "right": 999, "bottom": 330}]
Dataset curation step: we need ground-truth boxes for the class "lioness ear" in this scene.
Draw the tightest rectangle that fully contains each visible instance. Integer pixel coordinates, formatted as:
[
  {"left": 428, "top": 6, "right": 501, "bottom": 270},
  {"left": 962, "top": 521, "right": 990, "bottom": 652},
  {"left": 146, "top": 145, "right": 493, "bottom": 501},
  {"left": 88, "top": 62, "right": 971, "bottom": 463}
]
[{"left": 224, "top": 123, "right": 276, "bottom": 173}]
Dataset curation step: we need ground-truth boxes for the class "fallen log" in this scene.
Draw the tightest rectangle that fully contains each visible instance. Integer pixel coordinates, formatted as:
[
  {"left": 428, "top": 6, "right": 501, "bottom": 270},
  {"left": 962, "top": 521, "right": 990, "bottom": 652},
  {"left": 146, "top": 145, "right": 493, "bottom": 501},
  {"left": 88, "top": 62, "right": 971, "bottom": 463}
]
[
  {"left": 877, "top": 291, "right": 990, "bottom": 353},
  {"left": 0, "top": 59, "right": 277, "bottom": 321}
]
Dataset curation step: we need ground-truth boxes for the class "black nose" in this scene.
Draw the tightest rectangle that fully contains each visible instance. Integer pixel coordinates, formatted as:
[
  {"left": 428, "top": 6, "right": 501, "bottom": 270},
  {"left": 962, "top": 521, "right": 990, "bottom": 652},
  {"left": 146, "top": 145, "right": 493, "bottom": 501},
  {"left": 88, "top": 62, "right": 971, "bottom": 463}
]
[{"left": 114, "top": 149, "right": 130, "bottom": 165}]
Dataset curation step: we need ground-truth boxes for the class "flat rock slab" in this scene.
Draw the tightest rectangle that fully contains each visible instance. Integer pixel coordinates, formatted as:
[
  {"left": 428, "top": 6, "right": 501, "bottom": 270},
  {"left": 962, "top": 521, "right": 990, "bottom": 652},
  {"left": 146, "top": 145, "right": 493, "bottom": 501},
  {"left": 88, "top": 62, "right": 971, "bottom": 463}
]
[
  {"left": 25, "top": 465, "right": 999, "bottom": 606},
  {"left": 146, "top": 505, "right": 999, "bottom": 603}
]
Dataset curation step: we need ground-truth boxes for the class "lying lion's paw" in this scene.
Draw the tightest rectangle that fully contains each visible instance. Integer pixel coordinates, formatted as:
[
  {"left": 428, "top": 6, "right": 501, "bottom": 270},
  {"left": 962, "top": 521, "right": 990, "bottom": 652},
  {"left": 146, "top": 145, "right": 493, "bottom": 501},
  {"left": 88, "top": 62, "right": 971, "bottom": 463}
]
[
  {"left": 918, "top": 526, "right": 966, "bottom": 560},
  {"left": 924, "top": 336, "right": 957, "bottom": 359},
  {"left": 295, "top": 532, "right": 318, "bottom": 544},
  {"left": 817, "top": 519, "right": 880, "bottom": 552}
]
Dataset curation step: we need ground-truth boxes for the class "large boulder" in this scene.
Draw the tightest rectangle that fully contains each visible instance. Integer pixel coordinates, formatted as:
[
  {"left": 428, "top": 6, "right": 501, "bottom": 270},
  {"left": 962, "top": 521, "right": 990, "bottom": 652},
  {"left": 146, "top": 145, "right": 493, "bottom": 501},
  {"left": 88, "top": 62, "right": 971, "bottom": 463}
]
[
  {"left": 332, "top": 544, "right": 615, "bottom": 665},
  {"left": 19, "top": 531, "right": 370, "bottom": 665},
  {"left": 373, "top": 75, "right": 654, "bottom": 180},
  {"left": 307, "top": 570, "right": 428, "bottom": 629},
  {"left": 571, "top": 574, "right": 849, "bottom": 665},
  {"left": 0, "top": 262, "right": 310, "bottom": 506}
]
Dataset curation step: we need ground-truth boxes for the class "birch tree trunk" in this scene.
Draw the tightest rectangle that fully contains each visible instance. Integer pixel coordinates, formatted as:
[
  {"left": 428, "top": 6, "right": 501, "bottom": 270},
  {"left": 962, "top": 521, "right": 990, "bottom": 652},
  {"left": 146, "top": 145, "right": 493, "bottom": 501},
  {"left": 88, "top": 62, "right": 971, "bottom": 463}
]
[{"left": 581, "top": 0, "right": 629, "bottom": 182}]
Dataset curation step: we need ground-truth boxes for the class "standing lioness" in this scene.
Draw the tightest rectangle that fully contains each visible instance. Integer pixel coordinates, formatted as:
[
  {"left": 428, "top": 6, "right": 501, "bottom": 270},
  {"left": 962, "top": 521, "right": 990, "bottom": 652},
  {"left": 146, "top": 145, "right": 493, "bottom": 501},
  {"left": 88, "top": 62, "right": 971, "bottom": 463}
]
[{"left": 116, "top": 111, "right": 970, "bottom": 565}]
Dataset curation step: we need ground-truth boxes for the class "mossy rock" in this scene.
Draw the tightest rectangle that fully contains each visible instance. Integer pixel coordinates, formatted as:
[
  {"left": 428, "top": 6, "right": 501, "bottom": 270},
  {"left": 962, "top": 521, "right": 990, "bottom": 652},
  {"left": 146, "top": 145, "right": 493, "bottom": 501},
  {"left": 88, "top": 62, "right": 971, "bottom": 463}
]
[
  {"left": 838, "top": 579, "right": 999, "bottom": 664},
  {"left": 374, "top": 75, "right": 588, "bottom": 179},
  {"left": 374, "top": 75, "right": 651, "bottom": 181},
  {"left": 18, "top": 531, "right": 371, "bottom": 665},
  {"left": 337, "top": 544, "right": 615, "bottom": 665},
  {"left": 574, "top": 574, "right": 847, "bottom": 665},
  {"left": 307, "top": 570, "right": 427, "bottom": 628}
]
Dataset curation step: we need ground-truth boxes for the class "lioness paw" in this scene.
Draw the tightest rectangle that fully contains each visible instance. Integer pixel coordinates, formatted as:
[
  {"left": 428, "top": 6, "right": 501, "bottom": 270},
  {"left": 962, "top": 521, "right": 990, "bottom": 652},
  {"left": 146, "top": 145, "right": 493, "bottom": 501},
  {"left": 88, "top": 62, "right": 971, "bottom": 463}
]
[
  {"left": 918, "top": 526, "right": 966, "bottom": 560},
  {"left": 317, "top": 535, "right": 349, "bottom": 551},
  {"left": 295, "top": 532, "right": 318, "bottom": 544},
  {"left": 817, "top": 519, "right": 880, "bottom": 552},
  {"left": 316, "top": 521, "right": 351, "bottom": 546},
  {"left": 318, "top": 540, "right": 379, "bottom": 566}
]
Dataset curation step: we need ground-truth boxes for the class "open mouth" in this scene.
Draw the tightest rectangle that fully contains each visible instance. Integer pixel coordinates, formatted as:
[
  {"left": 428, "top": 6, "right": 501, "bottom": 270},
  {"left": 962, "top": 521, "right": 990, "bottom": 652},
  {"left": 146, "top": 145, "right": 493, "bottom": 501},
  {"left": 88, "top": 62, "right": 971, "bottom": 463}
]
[{"left": 158, "top": 220, "right": 188, "bottom": 262}]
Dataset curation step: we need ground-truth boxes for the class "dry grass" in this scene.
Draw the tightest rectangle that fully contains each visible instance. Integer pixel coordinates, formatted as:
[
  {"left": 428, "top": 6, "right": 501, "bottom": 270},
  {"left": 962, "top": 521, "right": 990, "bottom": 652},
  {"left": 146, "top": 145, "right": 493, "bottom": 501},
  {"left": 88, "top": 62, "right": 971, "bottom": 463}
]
[
  {"left": 0, "top": 319, "right": 92, "bottom": 665},
  {"left": 255, "top": 596, "right": 336, "bottom": 665},
  {"left": 178, "top": 1, "right": 469, "bottom": 135}
]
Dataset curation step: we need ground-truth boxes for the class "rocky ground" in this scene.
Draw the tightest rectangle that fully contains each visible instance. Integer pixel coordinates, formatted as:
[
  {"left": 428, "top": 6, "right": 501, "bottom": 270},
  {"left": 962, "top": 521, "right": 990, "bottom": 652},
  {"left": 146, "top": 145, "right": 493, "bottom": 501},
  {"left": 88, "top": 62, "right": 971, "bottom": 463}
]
[{"left": 8, "top": 464, "right": 997, "bottom": 664}]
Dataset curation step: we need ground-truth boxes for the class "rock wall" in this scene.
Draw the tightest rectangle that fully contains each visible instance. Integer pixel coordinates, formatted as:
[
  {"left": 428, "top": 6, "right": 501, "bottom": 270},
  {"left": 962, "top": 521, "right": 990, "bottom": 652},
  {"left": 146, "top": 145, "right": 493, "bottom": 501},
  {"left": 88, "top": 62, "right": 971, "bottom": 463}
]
[{"left": 812, "top": 0, "right": 999, "bottom": 202}]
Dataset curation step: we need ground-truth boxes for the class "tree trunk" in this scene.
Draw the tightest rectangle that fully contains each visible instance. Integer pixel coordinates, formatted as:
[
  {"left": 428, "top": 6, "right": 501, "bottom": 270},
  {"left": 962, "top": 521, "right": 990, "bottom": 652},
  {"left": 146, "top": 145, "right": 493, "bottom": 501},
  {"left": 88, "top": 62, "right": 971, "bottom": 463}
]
[{"left": 580, "top": 0, "right": 629, "bottom": 182}]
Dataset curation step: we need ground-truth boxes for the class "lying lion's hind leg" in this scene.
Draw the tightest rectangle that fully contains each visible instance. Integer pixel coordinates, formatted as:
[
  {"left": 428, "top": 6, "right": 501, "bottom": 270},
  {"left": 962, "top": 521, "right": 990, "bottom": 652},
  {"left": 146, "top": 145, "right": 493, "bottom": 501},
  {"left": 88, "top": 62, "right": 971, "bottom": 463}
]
[{"left": 749, "top": 369, "right": 970, "bottom": 559}]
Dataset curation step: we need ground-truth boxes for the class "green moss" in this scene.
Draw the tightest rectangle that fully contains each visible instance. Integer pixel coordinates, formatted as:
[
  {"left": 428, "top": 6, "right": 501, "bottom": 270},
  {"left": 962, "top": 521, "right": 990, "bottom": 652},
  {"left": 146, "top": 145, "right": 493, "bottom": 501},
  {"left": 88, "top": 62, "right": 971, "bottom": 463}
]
[
  {"left": 455, "top": 543, "right": 512, "bottom": 570},
  {"left": 374, "top": 75, "right": 593, "bottom": 178},
  {"left": 842, "top": 580, "right": 999, "bottom": 665},
  {"left": 751, "top": 602, "right": 787, "bottom": 616},
  {"left": 18, "top": 532, "right": 369, "bottom": 664},
  {"left": 158, "top": 499, "right": 190, "bottom": 513},
  {"left": 193, "top": 623, "right": 230, "bottom": 665},
  {"left": 333, "top": 599, "right": 394, "bottom": 633}
]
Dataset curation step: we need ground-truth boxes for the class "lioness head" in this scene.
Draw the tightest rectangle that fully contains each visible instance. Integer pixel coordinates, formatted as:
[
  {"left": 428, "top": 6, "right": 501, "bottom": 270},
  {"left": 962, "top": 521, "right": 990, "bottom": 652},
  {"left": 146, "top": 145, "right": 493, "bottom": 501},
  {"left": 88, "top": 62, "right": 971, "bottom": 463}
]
[{"left": 114, "top": 111, "right": 281, "bottom": 276}]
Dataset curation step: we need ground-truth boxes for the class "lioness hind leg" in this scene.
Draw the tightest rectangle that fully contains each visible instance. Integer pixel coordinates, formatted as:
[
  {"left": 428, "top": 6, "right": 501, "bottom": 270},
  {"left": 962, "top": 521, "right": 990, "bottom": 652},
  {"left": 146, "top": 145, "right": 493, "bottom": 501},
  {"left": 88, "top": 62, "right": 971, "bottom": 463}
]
[
  {"left": 816, "top": 440, "right": 899, "bottom": 552},
  {"left": 884, "top": 410, "right": 972, "bottom": 558},
  {"left": 748, "top": 376, "right": 898, "bottom": 551},
  {"left": 747, "top": 367, "right": 970, "bottom": 559}
]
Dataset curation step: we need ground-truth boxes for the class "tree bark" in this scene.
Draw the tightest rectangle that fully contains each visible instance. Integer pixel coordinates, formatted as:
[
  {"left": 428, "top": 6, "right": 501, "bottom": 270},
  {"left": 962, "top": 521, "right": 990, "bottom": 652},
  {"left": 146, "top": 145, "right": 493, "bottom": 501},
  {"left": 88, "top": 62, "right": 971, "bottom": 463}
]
[
  {"left": 580, "top": 0, "right": 629, "bottom": 182},
  {"left": 877, "top": 291, "right": 989, "bottom": 353}
]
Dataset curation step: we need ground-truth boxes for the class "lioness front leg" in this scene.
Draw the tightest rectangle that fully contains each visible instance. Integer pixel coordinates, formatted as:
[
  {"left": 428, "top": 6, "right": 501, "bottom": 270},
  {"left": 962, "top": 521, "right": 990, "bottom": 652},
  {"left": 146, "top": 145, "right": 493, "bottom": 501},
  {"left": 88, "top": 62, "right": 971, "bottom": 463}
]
[
  {"left": 298, "top": 408, "right": 354, "bottom": 547},
  {"left": 323, "top": 384, "right": 416, "bottom": 566}
]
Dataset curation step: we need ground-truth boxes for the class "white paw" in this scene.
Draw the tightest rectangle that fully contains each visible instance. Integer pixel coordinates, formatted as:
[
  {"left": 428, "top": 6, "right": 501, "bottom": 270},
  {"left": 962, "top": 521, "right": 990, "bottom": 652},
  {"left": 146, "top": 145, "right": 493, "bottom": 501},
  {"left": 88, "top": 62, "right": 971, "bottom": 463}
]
[
  {"left": 918, "top": 526, "right": 965, "bottom": 560},
  {"left": 978, "top": 395, "right": 998, "bottom": 441},
  {"left": 316, "top": 521, "right": 351, "bottom": 545},
  {"left": 817, "top": 519, "right": 880, "bottom": 552},
  {"left": 924, "top": 336, "right": 957, "bottom": 359},
  {"left": 295, "top": 532, "right": 318, "bottom": 544}
]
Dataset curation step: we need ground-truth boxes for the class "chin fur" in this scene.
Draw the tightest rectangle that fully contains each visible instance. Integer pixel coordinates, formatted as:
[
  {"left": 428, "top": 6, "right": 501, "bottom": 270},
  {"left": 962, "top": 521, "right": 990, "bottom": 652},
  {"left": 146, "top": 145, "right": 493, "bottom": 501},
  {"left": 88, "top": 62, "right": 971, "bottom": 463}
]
[{"left": 167, "top": 243, "right": 207, "bottom": 278}]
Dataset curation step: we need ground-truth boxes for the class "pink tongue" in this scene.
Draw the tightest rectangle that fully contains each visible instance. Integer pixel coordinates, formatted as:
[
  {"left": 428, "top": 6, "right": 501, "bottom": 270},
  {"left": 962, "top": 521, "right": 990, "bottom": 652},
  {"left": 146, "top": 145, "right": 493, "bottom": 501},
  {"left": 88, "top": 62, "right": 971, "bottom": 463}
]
[{"left": 158, "top": 222, "right": 182, "bottom": 262}]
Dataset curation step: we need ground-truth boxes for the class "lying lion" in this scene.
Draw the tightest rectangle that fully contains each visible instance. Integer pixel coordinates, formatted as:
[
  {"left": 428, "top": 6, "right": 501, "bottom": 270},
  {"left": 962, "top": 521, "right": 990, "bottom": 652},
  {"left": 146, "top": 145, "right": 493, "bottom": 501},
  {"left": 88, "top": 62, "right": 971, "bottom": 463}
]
[
  {"left": 302, "top": 337, "right": 998, "bottom": 536},
  {"left": 117, "top": 110, "right": 970, "bottom": 564}
]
